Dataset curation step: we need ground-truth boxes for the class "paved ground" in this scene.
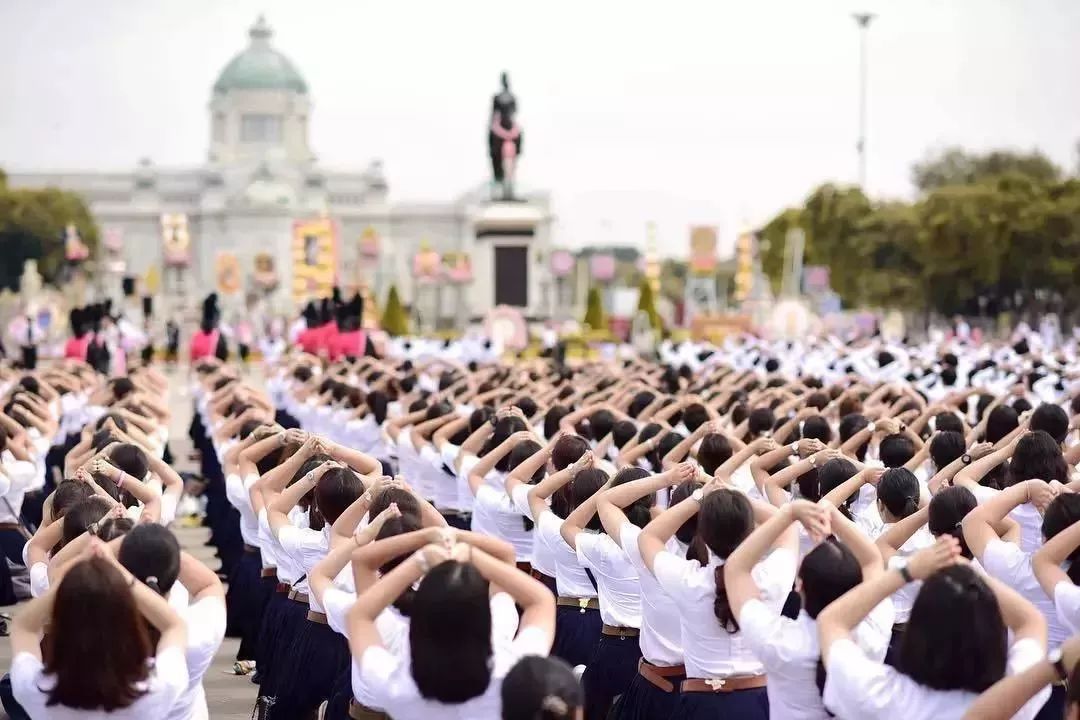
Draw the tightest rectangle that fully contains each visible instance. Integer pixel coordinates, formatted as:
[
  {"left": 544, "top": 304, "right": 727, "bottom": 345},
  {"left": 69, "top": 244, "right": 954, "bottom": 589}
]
[{"left": 0, "top": 368, "right": 259, "bottom": 719}]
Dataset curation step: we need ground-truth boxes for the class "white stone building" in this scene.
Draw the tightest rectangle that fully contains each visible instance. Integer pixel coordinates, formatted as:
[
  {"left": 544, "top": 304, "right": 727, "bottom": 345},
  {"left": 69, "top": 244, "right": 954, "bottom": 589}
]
[{"left": 7, "top": 16, "right": 554, "bottom": 325}]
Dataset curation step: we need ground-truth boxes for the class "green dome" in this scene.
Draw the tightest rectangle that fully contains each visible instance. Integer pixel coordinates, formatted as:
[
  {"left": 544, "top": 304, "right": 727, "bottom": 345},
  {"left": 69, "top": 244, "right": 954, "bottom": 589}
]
[{"left": 213, "top": 16, "right": 308, "bottom": 94}]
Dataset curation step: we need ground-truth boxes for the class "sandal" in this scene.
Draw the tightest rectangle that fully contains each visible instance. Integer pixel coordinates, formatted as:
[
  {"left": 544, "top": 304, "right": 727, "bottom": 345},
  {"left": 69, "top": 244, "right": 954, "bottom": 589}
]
[{"left": 229, "top": 660, "right": 256, "bottom": 676}]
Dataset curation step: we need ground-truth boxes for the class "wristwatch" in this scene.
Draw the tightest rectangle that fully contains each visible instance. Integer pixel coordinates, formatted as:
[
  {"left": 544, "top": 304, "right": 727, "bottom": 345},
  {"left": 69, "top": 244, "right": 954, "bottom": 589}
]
[
  {"left": 790, "top": 442, "right": 799, "bottom": 454},
  {"left": 1048, "top": 647, "right": 1068, "bottom": 682},
  {"left": 867, "top": 422, "right": 876, "bottom": 433},
  {"left": 961, "top": 454, "right": 972, "bottom": 465},
  {"left": 691, "top": 488, "right": 705, "bottom": 503}
]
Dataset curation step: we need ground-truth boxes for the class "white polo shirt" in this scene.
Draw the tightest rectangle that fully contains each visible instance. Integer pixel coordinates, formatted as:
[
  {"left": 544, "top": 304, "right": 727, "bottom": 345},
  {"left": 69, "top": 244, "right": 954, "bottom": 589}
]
[
  {"left": 620, "top": 523, "right": 684, "bottom": 666},
  {"left": 277, "top": 524, "right": 331, "bottom": 611},
  {"left": 535, "top": 511, "right": 596, "bottom": 599},
  {"left": 1053, "top": 580, "right": 1080, "bottom": 634},
  {"left": 324, "top": 587, "right": 409, "bottom": 712},
  {"left": 166, "top": 596, "right": 227, "bottom": 720},
  {"left": 575, "top": 531, "right": 641, "bottom": 628},
  {"left": 823, "top": 636, "right": 1049, "bottom": 720},
  {"left": 224, "top": 473, "right": 260, "bottom": 547},
  {"left": 739, "top": 599, "right": 893, "bottom": 720},
  {"left": 351, "top": 593, "right": 550, "bottom": 720},
  {"left": 472, "top": 485, "right": 533, "bottom": 562},
  {"left": 982, "top": 538, "right": 1069, "bottom": 645},
  {"left": 509, "top": 485, "right": 557, "bottom": 578},
  {"left": 652, "top": 547, "right": 797, "bottom": 680}
]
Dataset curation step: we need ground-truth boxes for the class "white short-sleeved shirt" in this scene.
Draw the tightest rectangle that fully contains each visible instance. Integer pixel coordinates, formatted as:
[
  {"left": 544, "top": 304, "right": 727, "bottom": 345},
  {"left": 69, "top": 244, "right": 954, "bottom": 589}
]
[
  {"left": 739, "top": 599, "right": 894, "bottom": 720},
  {"left": 652, "top": 547, "right": 797, "bottom": 679},
  {"left": 417, "top": 445, "right": 454, "bottom": 508},
  {"left": 351, "top": 594, "right": 549, "bottom": 720},
  {"left": 620, "top": 523, "right": 684, "bottom": 666},
  {"left": 12, "top": 646, "right": 190, "bottom": 720},
  {"left": 1053, "top": 580, "right": 1080, "bottom": 635},
  {"left": 822, "top": 636, "right": 1050, "bottom": 720},
  {"left": 509, "top": 484, "right": 557, "bottom": 578},
  {"left": 277, "top": 525, "right": 331, "bottom": 611},
  {"left": 472, "top": 485, "right": 533, "bottom": 562},
  {"left": 576, "top": 531, "right": 641, "bottom": 628},
  {"left": 224, "top": 473, "right": 260, "bottom": 547},
  {"left": 324, "top": 587, "right": 410, "bottom": 711},
  {"left": 982, "top": 538, "right": 1068, "bottom": 645},
  {"left": 884, "top": 525, "right": 937, "bottom": 624},
  {"left": 455, "top": 454, "right": 505, "bottom": 514},
  {"left": 29, "top": 561, "right": 49, "bottom": 598},
  {"left": 166, "top": 596, "right": 227, "bottom": 720},
  {"left": 536, "top": 511, "right": 596, "bottom": 598}
]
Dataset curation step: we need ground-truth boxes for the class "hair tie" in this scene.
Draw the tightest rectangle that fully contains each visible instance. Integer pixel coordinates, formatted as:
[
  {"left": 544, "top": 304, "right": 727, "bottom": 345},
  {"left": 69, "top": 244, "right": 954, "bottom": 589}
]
[
  {"left": 541, "top": 695, "right": 569, "bottom": 716},
  {"left": 144, "top": 575, "right": 159, "bottom": 589}
]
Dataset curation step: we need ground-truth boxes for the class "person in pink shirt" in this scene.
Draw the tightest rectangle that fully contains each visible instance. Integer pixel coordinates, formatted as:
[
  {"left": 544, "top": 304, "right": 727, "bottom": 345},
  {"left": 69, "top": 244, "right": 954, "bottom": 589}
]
[{"left": 63, "top": 308, "right": 93, "bottom": 362}]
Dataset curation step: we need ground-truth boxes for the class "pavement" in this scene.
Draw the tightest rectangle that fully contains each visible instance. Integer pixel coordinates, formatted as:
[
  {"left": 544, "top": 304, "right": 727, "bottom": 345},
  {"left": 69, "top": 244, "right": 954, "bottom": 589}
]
[{"left": 0, "top": 368, "right": 259, "bottom": 719}]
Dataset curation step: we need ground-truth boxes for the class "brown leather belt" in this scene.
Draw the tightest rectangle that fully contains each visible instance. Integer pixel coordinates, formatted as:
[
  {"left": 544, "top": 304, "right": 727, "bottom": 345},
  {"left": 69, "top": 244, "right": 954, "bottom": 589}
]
[
  {"left": 515, "top": 561, "right": 532, "bottom": 574},
  {"left": 275, "top": 582, "right": 290, "bottom": 594},
  {"left": 307, "top": 610, "right": 328, "bottom": 625},
  {"left": 637, "top": 660, "right": 685, "bottom": 693},
  {"left": 260, "top": 569, "right": 278, "bottom": 579},
  {"left": 0, "top": 523, "right": 30, "bottom": 539},
  {"left": 288, "top": 589, "right": 309, "bottom": 605},
  {"left": 348, "top": 699, "right": 390, "bottom": 720},
  {"left": 681, "top": 674, "right": 767, "bottom": 693},
  {"left": 602, "top": 624, "right": 640, "bottom": 638},
  {"left": 556, "top": 596, "right": 599, "bottom": 611}
]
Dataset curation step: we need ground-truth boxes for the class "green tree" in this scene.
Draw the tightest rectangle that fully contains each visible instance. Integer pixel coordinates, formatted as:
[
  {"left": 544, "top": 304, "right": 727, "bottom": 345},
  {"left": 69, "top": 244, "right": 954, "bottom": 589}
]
[
  {"left": 583, "top": 287, "right": 607, "bottom": 331},
  {"left": 913, "top": 148, "right": 1061, "bottom": 192},
  {"left": 0, "top": 180, "right": 100, "bottom": 292},
  {"left": 759, "top": 208, "right": 802, "bottom": 293},
  {"left": 637, "top": 279, "right": 661, "bottom": 330},
  {"left": 380, "top": 285, "right": 410, "bottom": 336}
]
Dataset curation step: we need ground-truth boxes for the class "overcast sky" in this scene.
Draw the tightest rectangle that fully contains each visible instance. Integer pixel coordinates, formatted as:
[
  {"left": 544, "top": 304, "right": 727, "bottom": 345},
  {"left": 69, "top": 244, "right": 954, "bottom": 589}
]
[{"left": 1, "top": 0, "right": 1077, "bottom": 257}]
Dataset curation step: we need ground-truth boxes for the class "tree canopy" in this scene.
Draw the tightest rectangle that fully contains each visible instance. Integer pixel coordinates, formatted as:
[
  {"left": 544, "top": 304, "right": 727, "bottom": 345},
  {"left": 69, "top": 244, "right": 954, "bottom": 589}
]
[
  {"left": 0, "top": 171, "right": 99, "bottom": 292},
  {"left": 759, "top": 147, "right": 1080, "bottom": 318}
]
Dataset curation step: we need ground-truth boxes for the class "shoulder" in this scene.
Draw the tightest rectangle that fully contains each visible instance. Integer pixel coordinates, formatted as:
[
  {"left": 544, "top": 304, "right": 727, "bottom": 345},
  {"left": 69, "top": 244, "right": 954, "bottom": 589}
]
[{"left": 822, "top": 638, "right": 912, "bottom": 720}]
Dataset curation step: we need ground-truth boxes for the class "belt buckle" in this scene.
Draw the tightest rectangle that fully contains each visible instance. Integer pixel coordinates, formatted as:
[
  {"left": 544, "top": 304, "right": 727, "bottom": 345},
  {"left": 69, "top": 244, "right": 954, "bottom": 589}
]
[
  {"left": 578, "top": 598, "right": 589, "bottom": 613},
  {"left": 705, "top": 677, "right": 726, "bottom": 691}
]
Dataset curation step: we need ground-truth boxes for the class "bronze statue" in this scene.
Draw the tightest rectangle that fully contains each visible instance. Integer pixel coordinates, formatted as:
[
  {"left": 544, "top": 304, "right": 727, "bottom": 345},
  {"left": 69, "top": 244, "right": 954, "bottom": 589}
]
[{"left": 488, "top": 72, "right": 522, "bottom": 201}]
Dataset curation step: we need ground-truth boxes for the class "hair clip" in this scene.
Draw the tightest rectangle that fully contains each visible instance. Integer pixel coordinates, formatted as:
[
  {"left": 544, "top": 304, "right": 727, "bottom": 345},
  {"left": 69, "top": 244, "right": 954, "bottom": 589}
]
[
  {"left": 145, "top": 575, "right": 158, "bottom": 585},
  {"left": 541, "top": 695, "right": 569, "bottom": 716}
]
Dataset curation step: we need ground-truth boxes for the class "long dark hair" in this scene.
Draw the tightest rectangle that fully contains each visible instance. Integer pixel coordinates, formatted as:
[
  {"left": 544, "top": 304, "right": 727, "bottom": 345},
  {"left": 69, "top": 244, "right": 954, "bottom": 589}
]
[
  {"left": 409, "top": 561, "right": 493, "bottom": 702},
  {"left": 698, "top": 489, "right": 754, "bottom": 633},
  {"left": 928, "top": 486, "right": 977, "bottom": 558},
  {"left": 43, "top": 558, "right": 152, "bottom": 710},
  {"left": 1007, "top": 431, "right": 1069, "bottom": 487}
]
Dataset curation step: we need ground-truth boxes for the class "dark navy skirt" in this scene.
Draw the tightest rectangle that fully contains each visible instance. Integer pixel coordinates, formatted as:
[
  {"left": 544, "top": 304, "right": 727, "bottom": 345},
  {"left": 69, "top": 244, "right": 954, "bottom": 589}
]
[
  {"left": 671, "top": 686, "right": 768, "bottom": 720},
  {"left": 552, "top": 605, "right": 602, "bottom": 668},
  {"left": 226, "top": 549, "right": 261, "bottom": 644},
  {"left": 1035, "top": 684, "right": 1066, "bottom": 720},
  {"left": 271, "top": 618, "right": 351, "bottom": 719},
  {"left": 612, "top": 666, "right": 684, "bottom": 720},
  {"left": 582, "top": 633, "right": 642, "bottom": 720},
  {"left": 257, "top": 593, "right": 308, "bottom": 697}
]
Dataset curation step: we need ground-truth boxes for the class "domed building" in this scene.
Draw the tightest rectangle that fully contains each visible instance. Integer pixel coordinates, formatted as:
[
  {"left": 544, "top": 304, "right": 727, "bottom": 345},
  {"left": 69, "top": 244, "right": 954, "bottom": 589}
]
[{"left": 9, "top": 16, "right": 553, "bottom": 324}]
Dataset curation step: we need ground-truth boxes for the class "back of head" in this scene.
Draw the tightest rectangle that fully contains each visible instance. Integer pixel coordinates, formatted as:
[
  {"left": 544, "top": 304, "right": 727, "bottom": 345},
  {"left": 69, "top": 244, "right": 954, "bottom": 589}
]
[
  {"left": 109, "top": 443, "right": 149, "bottom": 481},
  {"left": 589, "top": 409, "right": 616, "bottom": 440},
  {"left": 109, "top": 377, "right": 135, "bottom": 401},
  {"left": 550, "top": 434, "right": 589, "bottom": 471},
  {"left": 314, "top": 466, "right": 365, "bottom": 525},
  {"left": 628, "top": 391, "right": 656, "bottom": 418},
  {"left": 609, "top": 467, "right": 652, "bottom": 529},
  {"left": 929, "top": 431, "right": 966, "bottom": 470},
  {"left": 747, "top": 407, "right": 775, "bottom": 438},
  {"left": 682, "top": 403, "right": 709, "bottom": 433},
  {"left": 928, "top": 486, "right": 977, "bottom": 558},
  {"left": 501, "top": 655, "right": 583, "bottom": 720},
  {"left": 1042, "top": 494, "right": 1080, "bottom": 583},
  {"left": 1031, "top": 403, "right": 1069, "bottom": 445},
  {"left": 46, "top": 557, "right": 152, "bottom": 710},
  {"left": 799, "top": 538, "right": 862, "bottom": 617},
  {"left": 879, "top": 433, "right": 916, "bottom": 468},
  {"left": 117, "top": 524, "right": 181, "bottom": 595},
  {"left": 900, "top": 564, "right": 1006, "bottom": 692},
  {"left": 513, "top": 396, "right": 538, "bottom": 420},
  {"left": 52, "top": 479, "right": 95, "bottom": 519},
  {"left": 410, "top": 561, "right": 493, "bottom": 703},
  {"left": 1008, "top": 430, "right": 1068, "bottom": 487},
  {"left": 877, "top": 468, "right": 920, "bottom": 520},
  {"left": 985, "top": 405, "right": 1019, "bottom": 444},
  {"left": 670, "top": 479, "right": 704, "bottom": 545},
  {"left": 697, "top": 433, "right": 733, "bottom": 476},
  {"left": 611, "top": 420, "right": 637, "bottom": 450},
  {"left": 62, "top": 497, "right": 114, "bottom": 545},
  {"left": 509, "top": 440, "right": 544, "bottom": 483},
  {"left": 933, "top": 412, "right": 964, "bottom": 435},
  {"left": 801, "top": 415, "right": 832, "bottom": 443},
  {"left": 817, "top": 458, "right": 859, "bottom": 517},
  {"left": 543, "top": 405, "right": 570, "bottom": 440},
  {"left": 698, "top": 489, "right": 753, "bottom": 633},
  {"left": 838, "top": 414, "right": 870, "bottom": 461}
]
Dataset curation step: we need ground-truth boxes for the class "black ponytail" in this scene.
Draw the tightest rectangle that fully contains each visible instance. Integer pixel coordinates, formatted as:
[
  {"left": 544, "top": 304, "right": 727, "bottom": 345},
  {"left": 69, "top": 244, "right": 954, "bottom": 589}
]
[{"left": 713, "top": 565, "right": 739, "bottom": 633}]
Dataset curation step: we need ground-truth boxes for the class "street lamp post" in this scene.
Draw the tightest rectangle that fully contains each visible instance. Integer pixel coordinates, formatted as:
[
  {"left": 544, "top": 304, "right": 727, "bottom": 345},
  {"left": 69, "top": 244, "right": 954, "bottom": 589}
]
[{"left": 853, "top": 12, "right": 875, "bottom": 189}]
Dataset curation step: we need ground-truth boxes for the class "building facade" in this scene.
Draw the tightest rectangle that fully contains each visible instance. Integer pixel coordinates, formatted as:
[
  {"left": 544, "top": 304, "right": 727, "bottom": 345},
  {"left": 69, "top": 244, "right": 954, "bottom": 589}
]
[{"left": 8, "top": 16, "right": 553, "bottom": 324}]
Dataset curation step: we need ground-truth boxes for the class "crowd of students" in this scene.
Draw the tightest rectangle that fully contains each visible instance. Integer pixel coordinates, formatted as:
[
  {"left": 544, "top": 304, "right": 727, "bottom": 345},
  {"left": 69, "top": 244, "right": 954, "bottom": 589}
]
[{"left": 9, "top": 319, "right": 1080, "bottom": 719}]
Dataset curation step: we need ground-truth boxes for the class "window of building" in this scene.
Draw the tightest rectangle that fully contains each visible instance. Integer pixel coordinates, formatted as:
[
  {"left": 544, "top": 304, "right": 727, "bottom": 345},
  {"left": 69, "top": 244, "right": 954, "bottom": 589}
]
[{"left": 240, "top": 114, "right": 283, "bottom": 143}]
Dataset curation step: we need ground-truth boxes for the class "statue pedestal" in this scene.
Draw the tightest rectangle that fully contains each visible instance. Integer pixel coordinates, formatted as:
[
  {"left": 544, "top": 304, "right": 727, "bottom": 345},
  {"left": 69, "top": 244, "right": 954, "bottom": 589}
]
[{"left": 468, "top": 200, "right": 552, "bottom": 321}]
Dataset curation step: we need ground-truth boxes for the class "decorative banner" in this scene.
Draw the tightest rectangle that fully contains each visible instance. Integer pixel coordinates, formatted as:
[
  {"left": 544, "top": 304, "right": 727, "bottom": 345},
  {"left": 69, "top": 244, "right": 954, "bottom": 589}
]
[
  {"left": 734, "top": 231, "right": 756, "bottom": 302},
  {"left": 359, "top": 227, "right": 380, "bottom": 261},
  {"left": 412, "top": 243, "right": 441, "bottom": 285},
  {"left": 64, "top": 224, "right": 89, "bottom": 262},
  {"left": 442, "top": 251, "right": 473, "bottom": 284},
  {"left": 549, "top": 249, "right": 575, "bottom": 278},
  {"left": 215, "top": 252, "right": 242, "bottom": 296},
  {"left": 485, "top": 305, "right": 528, "bottom": 351},
  {"left": 161, "top": 214, "right": 191, "bottom": 267},
  {"left": 253, "top": 252, "right": 279, "bottom": 291},
  {"left": 689, "top": 226, "right": 718, "bottom": 275},
  {"left": 292, "top": 217, "right": 338, "bottom": 304},
  {"left": 590, "top": 253, "right": 616, "bottom": 283}
]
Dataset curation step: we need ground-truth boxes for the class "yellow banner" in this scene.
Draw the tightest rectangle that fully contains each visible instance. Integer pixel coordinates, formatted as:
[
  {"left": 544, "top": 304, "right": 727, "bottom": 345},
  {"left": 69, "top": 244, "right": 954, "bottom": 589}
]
[{"left": 292, "top": 218, "right": 338, "bottom": 305}]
